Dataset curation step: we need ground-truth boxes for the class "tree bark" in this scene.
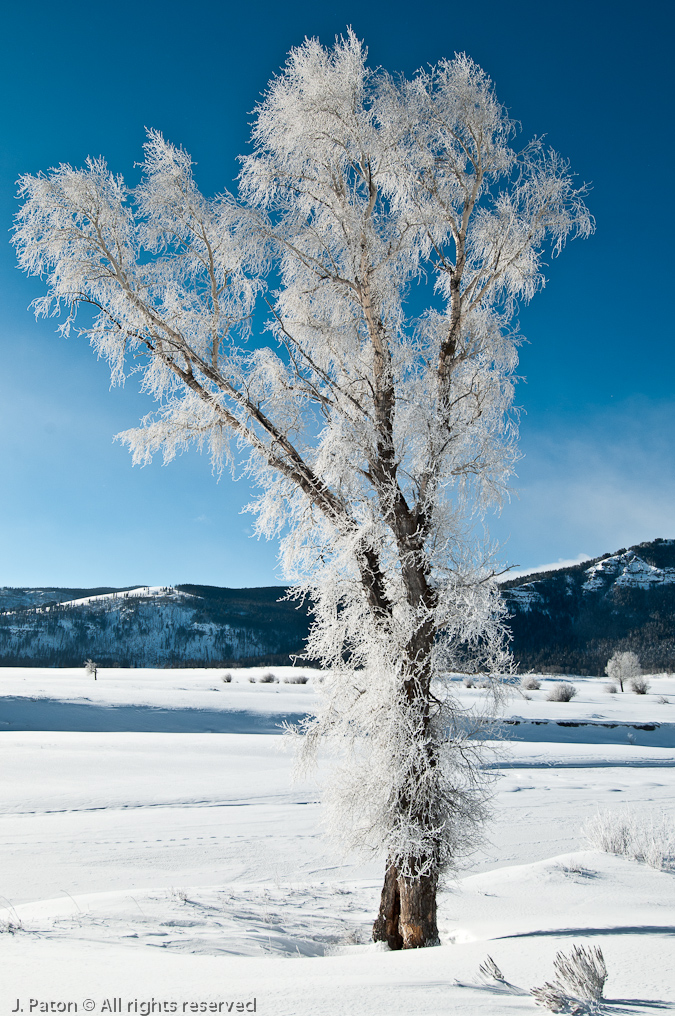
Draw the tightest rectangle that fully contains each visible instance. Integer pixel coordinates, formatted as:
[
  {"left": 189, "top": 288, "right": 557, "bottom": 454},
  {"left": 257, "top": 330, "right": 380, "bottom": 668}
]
[
  {"left": 399, "top": 870, "right": 439, "bottom": 948},
  {"left": 372, "top": 861, "right": 403, "bottom": 949},
  {"left": 372, "top": 862, "right": 439, "bottom": 949}
]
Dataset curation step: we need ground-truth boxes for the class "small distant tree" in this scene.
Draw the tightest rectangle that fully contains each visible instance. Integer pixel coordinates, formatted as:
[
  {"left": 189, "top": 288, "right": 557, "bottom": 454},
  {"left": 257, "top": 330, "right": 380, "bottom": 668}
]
[
  {"left": 84, "top": 659, "right": 98, "bottom": 680},
  {"left": 13, "top": 33, "right": 592, "bottom": 947},
  {"left": 605, "top": 650, "right": 641, "bottom": 692}
]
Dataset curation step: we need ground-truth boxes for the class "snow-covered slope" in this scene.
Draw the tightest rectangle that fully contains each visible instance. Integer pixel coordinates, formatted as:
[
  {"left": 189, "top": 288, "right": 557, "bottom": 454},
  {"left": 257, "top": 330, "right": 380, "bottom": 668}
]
[
  {"left": 504, "top": 539, "right": 675, "bottom": 599},
  {"left": 582, "top": 548, "right": 675, "bottom": 592},
  {"left": 11, "top": 585, "right": 188, "bottom": 612}
]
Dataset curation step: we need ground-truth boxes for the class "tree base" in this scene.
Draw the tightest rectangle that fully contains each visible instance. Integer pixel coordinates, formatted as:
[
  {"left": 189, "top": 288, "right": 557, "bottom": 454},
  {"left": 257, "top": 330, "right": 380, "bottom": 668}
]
[
  {"left": 372, "top": 862, "right": 403, "bottom": 949},
  {"left": 372, "top": 862, "right": 438, "bottom": 949}
]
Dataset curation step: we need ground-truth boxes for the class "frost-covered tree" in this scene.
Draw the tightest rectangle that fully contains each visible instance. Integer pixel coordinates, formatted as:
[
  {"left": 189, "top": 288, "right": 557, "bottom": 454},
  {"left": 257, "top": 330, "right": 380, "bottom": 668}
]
[
  {"left": 84, "top": 658, "right": 98, "bottom": 680},
  {"left": 605, "top": 650, "right": 641, "bottom": 692},
  {"left": 13, "top": 33, "right": 592, "bottom": 948}
]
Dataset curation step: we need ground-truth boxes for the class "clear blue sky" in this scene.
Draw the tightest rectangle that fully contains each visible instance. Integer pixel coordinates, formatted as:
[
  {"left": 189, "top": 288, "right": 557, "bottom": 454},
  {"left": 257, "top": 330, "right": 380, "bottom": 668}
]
[{"left": 1, "top": 0, "right": 673, "bottom": 587}]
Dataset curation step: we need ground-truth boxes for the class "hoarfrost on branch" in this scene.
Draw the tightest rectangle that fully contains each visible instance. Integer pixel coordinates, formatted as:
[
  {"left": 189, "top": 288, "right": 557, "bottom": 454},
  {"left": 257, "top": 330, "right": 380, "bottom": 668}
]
[{"left": 14, "top": 31, "right": 592, "bottom": 946}]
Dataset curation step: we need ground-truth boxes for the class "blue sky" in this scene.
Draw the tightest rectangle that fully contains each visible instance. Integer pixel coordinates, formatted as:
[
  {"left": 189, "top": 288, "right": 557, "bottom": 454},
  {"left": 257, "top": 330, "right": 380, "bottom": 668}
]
[{"left": 1, "top": 0, "right": 673, "bottom": 588}]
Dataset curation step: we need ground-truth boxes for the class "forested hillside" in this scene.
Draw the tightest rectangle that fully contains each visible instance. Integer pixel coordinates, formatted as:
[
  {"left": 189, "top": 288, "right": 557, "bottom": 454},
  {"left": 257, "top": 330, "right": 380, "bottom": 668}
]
[
  {"left": 2, "top": 539, "right": 673, "bottom": 672},
  {"left": 0, "top": 585, "right": 310, "bottom": 668},
  {"left": 501, "top": 538, "right": 675, "bottom": 673}
]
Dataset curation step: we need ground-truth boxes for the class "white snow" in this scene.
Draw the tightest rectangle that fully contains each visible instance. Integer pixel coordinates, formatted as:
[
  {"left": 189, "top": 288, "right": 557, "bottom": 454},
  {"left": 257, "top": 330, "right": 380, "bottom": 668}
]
[
  {"left": 582, "top": 550, "right": 675, "bottom": 592},
  {"left": 2, "top": 667, "right": 674, "bottom": 1013},
  {"left": 502, "top": 585, "right": 544, "bottom": 611}
]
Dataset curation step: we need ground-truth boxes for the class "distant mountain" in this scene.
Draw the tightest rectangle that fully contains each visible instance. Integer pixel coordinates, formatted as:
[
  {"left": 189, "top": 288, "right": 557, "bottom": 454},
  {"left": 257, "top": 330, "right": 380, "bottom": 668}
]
[
  {"left": 0, "top": 584, "right": 310, "bottom": 668},
  {"left": 501, "top": 538, "right": 675, "bottom": 674},
  {"left": 2, "top": 538, "right": 674, "bottom": 672}
]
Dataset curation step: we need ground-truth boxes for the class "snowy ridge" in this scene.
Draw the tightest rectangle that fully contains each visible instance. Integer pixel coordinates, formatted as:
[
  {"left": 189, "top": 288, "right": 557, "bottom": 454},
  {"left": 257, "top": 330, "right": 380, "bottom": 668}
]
[
  {"left": 42, "top": 584, "right": 188, "bottom": 610},
  {"left": 0, "top": 598, "right": 268, "bottom": 666},
  {"left": 3, "top": 540, "right": 674, "bottom": 671},
  {"left": 1, "top": 585, "right": 192, "bottom": 616},
  {"left": 582, "top": 549, "right": 675, "bottom": 592}
]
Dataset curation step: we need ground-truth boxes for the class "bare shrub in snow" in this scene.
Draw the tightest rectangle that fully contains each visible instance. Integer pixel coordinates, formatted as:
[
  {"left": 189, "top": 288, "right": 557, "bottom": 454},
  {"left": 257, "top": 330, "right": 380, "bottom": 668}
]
[
  {"left": 584, "top": 809, "right": 631, "bottom": 855},
  {"left": 84, "top": 659, "right": 98, "bottom": 680},
  {"left": 479, "top": 955, "right": 505, "bottom": 983},
  {"left": 584, "top": 809, "right": 675, "bottom": 871},
  {"left": 604, "top": 682, "right": 618, "bottom": 694},
  {"left": 553, "top": 944, "right": 607, "bottom": 1000},
  {"left": 476, "top": 955, "right": 529, "bottom": 997},
  {"left": 0, "top": 898, "right": 24, "bottom": 935},
  {"left": 657, "top": 695, "right": 669, "bottom": 704},
  {"left": 630, "top": 675, "right": 650, "bottom": 695},
  {"left": 13, "top": 32, "right": 591, "bottom": 949},
  {"left": 463, "top": 676, "right": 474, "bottom": 688},
  {"left": 530, "top": 983, "right": 571, "bottom": 1013},
  {"left": 221, "top": 672, "right": 232, "bottom": 683},
  {"left": 546, "top": 682, "right": 577, "bottom": 702},
  {"left": 283, "top": 674, "right": 309, "bottom": 684},
  {"left": 531, "top": 944, "right": 606, "bottom": 1011},
  {"left": 521, "top": 675, "right": 540, "bottom": 691},
  {"left": 605, "top": 650, "right": 640, "bottom": 692},
  {"left": 258, "top": 671, "right": 277, "bottom": 684}
]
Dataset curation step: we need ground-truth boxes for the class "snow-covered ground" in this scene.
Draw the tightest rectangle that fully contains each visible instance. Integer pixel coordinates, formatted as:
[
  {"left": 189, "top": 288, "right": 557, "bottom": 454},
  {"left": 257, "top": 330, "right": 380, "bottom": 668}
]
[{"left": 1, "top": 668, "right": 674, "bottom": 1014}]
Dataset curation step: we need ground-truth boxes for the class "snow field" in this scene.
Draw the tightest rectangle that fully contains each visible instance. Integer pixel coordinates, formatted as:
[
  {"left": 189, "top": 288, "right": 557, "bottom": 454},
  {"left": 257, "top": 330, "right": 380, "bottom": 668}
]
[
  {"left": 1, "top": 668, "right": 674, "bottom": 1013},
  {"left": 2, "top": 666, "right": 672, "bottom": 710},
  {"left": 2, "top": 668, "right": 674, "bottom": 739}
]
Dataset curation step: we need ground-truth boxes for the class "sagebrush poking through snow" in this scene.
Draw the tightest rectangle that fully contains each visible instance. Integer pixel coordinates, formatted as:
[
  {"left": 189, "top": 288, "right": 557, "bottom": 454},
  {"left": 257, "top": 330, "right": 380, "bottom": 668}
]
[
  {"left": 521, "top": 675, "right": 541, "bottom": 691},
  {"left": 479, "top": 955, "right": 505, "bottom": 983},
  {"left": 531, "top": 944, "right": 607, "bottom": 1011},
  {"left": 547, "top": 682, "right": 577, "bottom": 702},
  {"left": 584, "top": 809, "right": 675, "bottom": 871}
]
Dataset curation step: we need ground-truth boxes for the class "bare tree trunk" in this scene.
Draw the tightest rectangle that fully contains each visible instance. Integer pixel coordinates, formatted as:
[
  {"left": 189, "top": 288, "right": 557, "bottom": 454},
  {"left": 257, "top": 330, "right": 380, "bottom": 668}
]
[
  {"left": 399, "top": 870, "right": 439, "bottom": 948},
  {"left": 372, "top": 860, "right": 403, "bottom": 949},
  {"left": 372, "top": 864, "right": 439, "bottom": 949}
]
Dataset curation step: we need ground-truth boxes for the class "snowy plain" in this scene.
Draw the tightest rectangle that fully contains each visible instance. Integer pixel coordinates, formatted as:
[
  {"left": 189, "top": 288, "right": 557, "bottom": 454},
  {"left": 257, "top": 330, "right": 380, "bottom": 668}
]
[{"left": 1, "top": 667, "right": 674, "bottom": 1015}]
